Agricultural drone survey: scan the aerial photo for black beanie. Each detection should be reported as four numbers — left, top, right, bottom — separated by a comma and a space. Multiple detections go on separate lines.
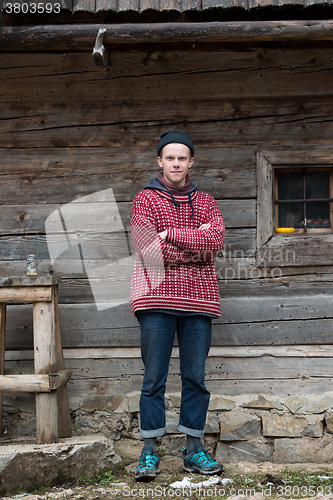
157, 131, 194, 157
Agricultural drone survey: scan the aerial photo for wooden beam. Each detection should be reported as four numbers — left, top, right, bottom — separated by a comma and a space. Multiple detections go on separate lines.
53, 287, 72, 438
0, 370, 72, 392
33, 299, 58, 444
49, 369, 73, 390
0, 304, 5, 437
0, 374, 51, 392
0, 276, 59, 287
0, 287, 52, 303
2, 21, 333, 51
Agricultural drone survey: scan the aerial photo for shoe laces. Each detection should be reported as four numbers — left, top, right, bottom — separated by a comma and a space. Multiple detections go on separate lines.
189, 448, 218, 468
137, 450, 159, 471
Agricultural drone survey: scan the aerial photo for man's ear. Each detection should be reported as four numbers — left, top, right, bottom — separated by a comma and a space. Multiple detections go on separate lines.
157, 156, 163, 168
188, 157, 194, 168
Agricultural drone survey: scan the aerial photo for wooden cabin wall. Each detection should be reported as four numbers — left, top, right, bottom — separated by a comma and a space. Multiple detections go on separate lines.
1, 46, 333, 411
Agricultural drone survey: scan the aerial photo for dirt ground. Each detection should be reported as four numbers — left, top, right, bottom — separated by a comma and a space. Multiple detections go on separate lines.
3, 456, 333, 500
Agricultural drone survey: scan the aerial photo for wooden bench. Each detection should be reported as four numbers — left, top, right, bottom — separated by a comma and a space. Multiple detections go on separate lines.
0, 276, 72, 444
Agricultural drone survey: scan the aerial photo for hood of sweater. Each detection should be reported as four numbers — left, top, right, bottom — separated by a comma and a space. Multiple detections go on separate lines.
144, 176, 198, 218
144, 176, 198, 195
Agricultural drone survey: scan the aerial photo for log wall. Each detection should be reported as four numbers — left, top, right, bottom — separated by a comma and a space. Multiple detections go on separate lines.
1, 44, 333, 413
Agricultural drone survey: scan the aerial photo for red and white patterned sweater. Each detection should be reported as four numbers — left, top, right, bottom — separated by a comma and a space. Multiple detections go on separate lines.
130, 187, 225, 317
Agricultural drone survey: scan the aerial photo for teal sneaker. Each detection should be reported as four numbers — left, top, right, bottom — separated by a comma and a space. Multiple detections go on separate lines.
182, 443, 224, 475
135, 446, 160, 482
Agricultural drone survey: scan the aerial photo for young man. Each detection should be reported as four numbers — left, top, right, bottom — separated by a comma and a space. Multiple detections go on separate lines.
131, 131, 225, 482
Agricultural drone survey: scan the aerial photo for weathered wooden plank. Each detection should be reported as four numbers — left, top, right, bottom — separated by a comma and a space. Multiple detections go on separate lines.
0, 276, 59, 287
1, 67, 333, 109
5, 257, 333, 281
6, 375, 332, 401
0, 147, 255, 202
213, 318, 333, 346
3, 97, 333, 148
258, 234, 333, 267
0, 199, 255, 235
8, 344, 333, 360
54, 274, 333, 303
218, 275, 333, 296
215, 257, 333, 280
0, 233, 132, 261
4, 301, 333, 349
3, 369, 332, 399
261, 146, 333, 165
0, 260, 54, 278
45, 375, 333, 398
0, 48, 332, 82
2, 49, 333, 107
219, 294, 333, 324
0, 287, 52, 303
6, 355, 333, 380
65, 344, 333, 358
0, 227, 255, 262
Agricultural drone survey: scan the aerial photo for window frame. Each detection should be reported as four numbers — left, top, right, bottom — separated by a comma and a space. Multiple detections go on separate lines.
256, 149, 333, 268
274, 167, 333, 234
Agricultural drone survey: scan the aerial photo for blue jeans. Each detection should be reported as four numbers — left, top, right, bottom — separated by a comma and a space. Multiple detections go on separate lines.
138, 311, 212, 438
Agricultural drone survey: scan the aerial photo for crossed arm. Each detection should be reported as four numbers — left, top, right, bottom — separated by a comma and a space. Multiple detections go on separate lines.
159, 222, 211, 240
131, 193, 225, 266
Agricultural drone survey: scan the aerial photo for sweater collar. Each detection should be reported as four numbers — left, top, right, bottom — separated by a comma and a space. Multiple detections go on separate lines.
144, 175, 198, 219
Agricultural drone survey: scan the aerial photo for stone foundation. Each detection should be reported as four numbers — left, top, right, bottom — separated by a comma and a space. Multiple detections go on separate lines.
3, 391, 333, 463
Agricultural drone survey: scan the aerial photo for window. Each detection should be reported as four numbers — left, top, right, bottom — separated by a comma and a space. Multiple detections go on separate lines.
275, 168, 333, 233
257, 149, 333, 267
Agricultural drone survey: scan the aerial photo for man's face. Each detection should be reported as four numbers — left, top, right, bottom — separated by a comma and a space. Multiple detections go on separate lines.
157, 143, 194, 187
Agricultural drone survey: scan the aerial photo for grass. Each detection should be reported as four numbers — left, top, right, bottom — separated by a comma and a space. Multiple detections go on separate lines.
71, 467, 116, 487
113, 468, 333, 499
3, 467, 333, 499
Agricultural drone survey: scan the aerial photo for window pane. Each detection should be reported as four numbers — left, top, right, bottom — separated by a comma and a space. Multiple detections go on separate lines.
306, 201, 330, 228
278, 172, 303, 200
305, 172, 330, 199
278, 202, 304, 228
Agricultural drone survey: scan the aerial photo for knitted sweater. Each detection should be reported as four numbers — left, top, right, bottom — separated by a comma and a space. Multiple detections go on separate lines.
130, 183, 225, 317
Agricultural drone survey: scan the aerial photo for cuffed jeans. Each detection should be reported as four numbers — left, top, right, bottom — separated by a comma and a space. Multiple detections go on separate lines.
138, 311, 212, 438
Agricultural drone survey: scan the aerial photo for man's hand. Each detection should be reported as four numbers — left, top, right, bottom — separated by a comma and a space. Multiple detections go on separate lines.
198, 223, 211, 230
159, 229, 168, 239
159, 223, 210, 239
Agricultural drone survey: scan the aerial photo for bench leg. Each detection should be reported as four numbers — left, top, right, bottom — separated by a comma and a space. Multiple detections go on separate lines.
54, 287, 72, 437
0, 303, 5, 437
33, 300, 58, 444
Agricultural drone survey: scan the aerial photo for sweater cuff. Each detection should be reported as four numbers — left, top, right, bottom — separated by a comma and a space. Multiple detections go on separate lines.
166, 227, 176, 245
